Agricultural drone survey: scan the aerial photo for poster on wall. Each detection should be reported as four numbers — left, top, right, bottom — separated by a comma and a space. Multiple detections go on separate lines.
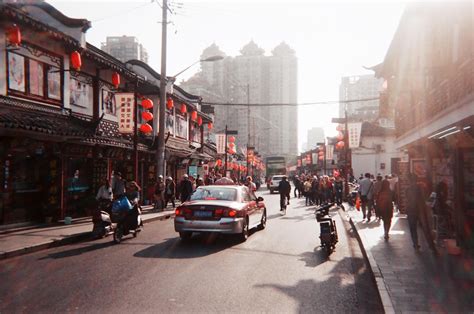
8, 53, 25, 92
29, 59, 44, 96
102, 89, 116, 116
190, 123, 200, 143
411, 159, 428, 179
114, 93, 135, 134
165, 110, 174, 135
176, 114, 188, 139
70, 75, 93, 112
47, 67, 61, 100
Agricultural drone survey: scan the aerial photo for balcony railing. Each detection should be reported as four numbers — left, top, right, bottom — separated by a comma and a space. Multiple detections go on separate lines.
396, 58, 473, 137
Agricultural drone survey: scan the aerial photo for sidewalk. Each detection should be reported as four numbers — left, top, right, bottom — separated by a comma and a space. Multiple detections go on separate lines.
0, 205, 175, 260
344, 205, 474, 313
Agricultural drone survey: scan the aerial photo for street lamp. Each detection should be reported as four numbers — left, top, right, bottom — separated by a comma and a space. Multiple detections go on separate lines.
157, 54, 223, 177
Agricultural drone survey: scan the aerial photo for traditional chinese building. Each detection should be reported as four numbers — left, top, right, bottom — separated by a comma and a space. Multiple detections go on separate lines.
0, 1, 215, 225
373, 2, 473, 249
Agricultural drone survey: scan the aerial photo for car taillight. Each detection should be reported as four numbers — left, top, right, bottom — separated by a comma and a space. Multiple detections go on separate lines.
228, 210, 237, 217
214, 208, 244, 218
176, 207, 192, 217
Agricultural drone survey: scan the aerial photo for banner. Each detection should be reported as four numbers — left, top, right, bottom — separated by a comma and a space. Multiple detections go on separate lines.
115, 93, 135, 134
216, 134, 226, 154
348, 122, 362, 148
326, 144, 334, 160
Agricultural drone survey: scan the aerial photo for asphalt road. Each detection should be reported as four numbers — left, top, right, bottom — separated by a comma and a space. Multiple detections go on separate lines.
0, 188, 383, 313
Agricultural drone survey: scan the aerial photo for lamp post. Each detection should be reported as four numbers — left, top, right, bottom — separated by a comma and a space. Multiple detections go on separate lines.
156, 2, 223, 178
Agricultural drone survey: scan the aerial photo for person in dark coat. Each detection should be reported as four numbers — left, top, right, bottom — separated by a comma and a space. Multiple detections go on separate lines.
405, 173, 424, 249
179, 174, 193, 203
164, 176, 176, 209
278, 176, 291, 211
376, 179, 394, 240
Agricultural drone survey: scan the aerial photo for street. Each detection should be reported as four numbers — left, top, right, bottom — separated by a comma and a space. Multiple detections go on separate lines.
0, 188, 382, 313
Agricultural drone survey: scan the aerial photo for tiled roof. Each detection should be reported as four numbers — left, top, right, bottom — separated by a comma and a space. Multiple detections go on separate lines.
0, 106, 96, 138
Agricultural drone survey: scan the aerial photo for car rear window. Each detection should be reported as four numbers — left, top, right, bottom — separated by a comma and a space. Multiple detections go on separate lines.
191, 187, 237, 201
272, 176, 284, 181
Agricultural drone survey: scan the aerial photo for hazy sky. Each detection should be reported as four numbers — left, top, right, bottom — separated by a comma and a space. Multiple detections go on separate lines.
49, 0, 405, 152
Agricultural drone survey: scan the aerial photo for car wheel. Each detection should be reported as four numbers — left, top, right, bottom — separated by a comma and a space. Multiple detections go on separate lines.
239, 217, 249, 242
258, 209, 267, 230
179, 232, 192, 241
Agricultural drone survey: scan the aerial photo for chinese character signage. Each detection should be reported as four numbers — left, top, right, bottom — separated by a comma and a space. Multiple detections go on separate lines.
348, 122, 362, 148
115, 93, 135, 134
216, 134, 226, 154
326, 144, 334, 160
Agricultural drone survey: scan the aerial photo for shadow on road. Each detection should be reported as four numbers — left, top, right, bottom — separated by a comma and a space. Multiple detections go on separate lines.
38, 241, 115, 259
255, 257, 384, 313
133, 233, 244, 259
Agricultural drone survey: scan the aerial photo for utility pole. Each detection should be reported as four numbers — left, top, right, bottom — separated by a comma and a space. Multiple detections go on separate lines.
344, 105, 350, 198
157, 0, 168, 177
246, 84, 250, 176
224, 125, 228, 176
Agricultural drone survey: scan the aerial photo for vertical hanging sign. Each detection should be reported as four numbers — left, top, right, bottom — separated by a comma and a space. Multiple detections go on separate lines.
115, 93, 135, 134
326, 144, 334, 160
216, 134, 226, 154
348, 122, 362, 148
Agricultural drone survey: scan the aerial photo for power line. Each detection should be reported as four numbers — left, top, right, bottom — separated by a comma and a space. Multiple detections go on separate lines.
200, 96, 380, 107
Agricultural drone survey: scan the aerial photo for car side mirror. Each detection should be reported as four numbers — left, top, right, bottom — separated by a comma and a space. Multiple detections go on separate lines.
257, 196, 264, 202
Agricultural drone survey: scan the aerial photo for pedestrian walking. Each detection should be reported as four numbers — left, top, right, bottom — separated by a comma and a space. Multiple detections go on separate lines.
376, 179, 394, 240
359, 173, 374, 221
245, 176, 257, 199
405, 173, 424, 249
304, 178, 312, 206
164, 176, 176, 209
334, 176, 343, 205
154, 175, 165, 211
293, 175, 301, 198
179, 174, 193, 203
112, 171, 126, 199
373, 175, 383, 219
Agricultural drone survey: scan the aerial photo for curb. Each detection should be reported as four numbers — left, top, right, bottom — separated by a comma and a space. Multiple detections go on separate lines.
0, 211, 175, 261
346, 214, 395, 314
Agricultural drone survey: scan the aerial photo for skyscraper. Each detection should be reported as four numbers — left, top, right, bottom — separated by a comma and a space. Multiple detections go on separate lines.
101, 36, 149, 63
306, 127, 325, 150
180, 41, 298, 159
339, 74, 383, 121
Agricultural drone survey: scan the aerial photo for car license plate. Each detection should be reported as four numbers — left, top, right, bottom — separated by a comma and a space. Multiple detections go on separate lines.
194, 210, 212, 217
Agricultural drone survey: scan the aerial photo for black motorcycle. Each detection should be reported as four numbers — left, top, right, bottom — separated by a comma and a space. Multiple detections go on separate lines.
112, 205, 143, 244
315, 203, 338, 255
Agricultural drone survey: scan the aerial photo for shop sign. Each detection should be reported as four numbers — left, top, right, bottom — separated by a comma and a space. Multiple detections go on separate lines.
115, 93, 135, 134
326, 145, 334, 160
216, 134, 226, 154
348, 122, 362, 148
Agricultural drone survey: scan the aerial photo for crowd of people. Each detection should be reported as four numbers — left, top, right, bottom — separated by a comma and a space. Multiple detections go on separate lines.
292, 174, 344, 207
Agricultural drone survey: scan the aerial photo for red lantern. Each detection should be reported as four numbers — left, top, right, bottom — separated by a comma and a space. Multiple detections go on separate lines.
337, 132, 344, 141
139, 123, 153, 134
191, 111, 198, 121
208, 122, 213, 130
336, 125, 343, 132
7, 25, 21, 46
112, 72, 120, 88
197, 116, 203, 126
228, 136, 235, 143
318, 151, 324, 156
336, 141, 345, 149
318, 155, 324, 161
180, 103, 187, 115
70, 51, 82, 71
228, 142, 235, 149
141, 98, 153, 109
166, 98, 174, 110
142, 111, 153, 121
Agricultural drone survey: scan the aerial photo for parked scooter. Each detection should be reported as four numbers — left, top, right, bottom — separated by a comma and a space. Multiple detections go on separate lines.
92, 200, 113, 238
315, 203, 338, 255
